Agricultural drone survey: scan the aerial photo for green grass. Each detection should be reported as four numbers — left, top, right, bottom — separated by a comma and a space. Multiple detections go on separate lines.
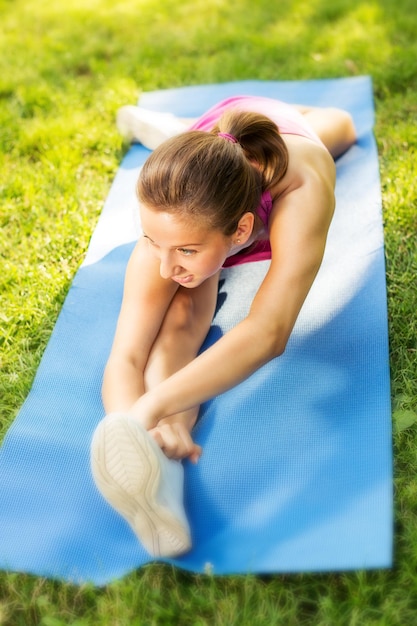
1, 0, 417, 623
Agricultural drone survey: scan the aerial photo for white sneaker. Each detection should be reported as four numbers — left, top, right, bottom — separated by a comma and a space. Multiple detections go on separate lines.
90, 413, 191, 558
116, 105, 187, 150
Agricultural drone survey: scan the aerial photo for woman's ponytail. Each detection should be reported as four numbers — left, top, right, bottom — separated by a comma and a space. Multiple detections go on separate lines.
212, 109, 289, 190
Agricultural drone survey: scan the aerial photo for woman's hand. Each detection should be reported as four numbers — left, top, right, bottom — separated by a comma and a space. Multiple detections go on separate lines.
149, 422, 202, 463
129, 391, 202, 462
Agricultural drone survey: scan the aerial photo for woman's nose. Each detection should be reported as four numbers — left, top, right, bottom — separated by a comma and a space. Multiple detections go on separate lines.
159, 252, 179, 279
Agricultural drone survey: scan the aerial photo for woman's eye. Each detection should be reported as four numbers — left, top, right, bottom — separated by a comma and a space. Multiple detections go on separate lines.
178, 248, 196, 256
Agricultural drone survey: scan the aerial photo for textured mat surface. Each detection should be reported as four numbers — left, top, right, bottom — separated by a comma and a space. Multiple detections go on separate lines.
0, 77, 392, 585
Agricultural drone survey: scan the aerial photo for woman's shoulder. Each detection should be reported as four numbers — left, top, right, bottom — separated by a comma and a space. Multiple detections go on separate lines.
270, 135, 335, 198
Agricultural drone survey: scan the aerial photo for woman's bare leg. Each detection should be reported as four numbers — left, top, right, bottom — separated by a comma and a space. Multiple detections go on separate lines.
143, 271, 220, 459
294, 104, 357, 158
90, 272, 220, 557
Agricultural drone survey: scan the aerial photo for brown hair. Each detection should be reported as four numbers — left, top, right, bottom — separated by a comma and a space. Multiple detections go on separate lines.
136, 109, 288, 236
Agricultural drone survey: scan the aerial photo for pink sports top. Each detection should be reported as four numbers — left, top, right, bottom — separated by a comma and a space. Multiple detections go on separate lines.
189, 96, 325, 267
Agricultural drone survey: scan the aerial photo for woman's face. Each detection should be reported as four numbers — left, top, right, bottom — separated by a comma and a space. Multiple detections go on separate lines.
140, 204, 235, 288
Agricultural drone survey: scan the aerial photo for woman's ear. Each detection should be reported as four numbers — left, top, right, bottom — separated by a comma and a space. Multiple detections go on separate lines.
233, 212, 255, 245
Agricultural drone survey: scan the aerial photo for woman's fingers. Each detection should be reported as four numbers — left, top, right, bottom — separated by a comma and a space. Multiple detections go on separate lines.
149, 423, 202, 462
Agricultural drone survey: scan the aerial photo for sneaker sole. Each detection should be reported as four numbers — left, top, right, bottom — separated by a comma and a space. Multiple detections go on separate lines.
90, 414, 191, 558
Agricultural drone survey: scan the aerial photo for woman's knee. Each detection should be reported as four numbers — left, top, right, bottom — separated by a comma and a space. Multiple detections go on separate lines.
330, 108, 356, 139
161, 288, 196, 336
308, 107, 356, 158
158, 275, 219, 349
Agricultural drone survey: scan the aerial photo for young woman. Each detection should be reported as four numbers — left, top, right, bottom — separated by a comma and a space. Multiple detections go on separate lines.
91, 95, 357, 558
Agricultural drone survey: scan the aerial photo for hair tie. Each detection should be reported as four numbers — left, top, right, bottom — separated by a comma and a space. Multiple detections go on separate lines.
218, 132, 238, 144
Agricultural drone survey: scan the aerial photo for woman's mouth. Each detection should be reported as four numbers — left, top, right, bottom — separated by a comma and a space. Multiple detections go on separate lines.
171, 275, 194, 285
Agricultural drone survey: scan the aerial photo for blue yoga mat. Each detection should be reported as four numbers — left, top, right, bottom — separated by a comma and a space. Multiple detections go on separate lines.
0, 77, 392, 585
